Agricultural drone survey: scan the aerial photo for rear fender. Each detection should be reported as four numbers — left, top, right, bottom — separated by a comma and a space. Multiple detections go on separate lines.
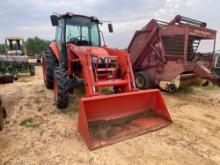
49, 42, 61, 62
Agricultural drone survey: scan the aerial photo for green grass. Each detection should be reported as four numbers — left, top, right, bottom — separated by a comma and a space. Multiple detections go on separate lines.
65, 99, 79, 116
101, 88, 114, 95
63, 87, 114, 116
202, 84, 217, 90
179, 87, 194, 94
19, 118, 41, 128
64, 87, 84, 116
17, 79, 31, 83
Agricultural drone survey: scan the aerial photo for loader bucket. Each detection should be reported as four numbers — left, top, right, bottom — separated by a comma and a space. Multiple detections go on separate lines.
78, 89, 172, 150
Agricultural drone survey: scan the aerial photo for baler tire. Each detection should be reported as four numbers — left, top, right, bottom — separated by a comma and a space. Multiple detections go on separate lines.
135, 72, 151, 89
167, 84, 178, 93
43, 49, 59, 89
54, 67, 69, 109
202, 80, 209, 87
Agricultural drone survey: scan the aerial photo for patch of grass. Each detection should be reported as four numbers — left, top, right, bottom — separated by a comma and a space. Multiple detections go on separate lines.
65, 100, 79, 116
101, 88, 114, 95
20, 118, 40, 128
62, 87, 114, 116
175, 102, 188, 108
35, 88, 45, 93
202, 84, 217, 90
17, 79, 31, 83
64, 89, 82, 116
75, 86, 85, 96
179, 87, 194, 94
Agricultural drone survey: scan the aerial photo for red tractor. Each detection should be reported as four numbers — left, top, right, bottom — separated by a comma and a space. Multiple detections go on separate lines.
42, 12, 172, 150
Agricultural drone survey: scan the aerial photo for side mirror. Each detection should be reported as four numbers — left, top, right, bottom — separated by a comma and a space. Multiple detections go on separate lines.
108, 23, 113, 33
50, 15, 58, 26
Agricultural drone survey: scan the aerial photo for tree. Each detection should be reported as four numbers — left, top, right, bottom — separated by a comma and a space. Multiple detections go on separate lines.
0, 44, 5, 54
26, 36, 50, 56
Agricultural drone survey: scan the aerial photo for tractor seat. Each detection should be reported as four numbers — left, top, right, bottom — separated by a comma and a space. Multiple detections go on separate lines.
67, 39, 91, 46
77, 40, 91, 46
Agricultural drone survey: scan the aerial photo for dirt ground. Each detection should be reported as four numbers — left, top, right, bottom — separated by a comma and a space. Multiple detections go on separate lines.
0, 66, 220, 165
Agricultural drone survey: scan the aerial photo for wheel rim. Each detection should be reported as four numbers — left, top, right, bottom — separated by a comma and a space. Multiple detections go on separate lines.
135, 75, 145, 88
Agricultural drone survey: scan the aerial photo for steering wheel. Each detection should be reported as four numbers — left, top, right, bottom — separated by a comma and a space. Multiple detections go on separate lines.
75, 35, 87, 40
68, 35, 87, 41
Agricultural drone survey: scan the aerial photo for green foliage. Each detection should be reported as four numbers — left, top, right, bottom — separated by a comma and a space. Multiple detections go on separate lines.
26, 36, 50, 56
0, 44, 5, 54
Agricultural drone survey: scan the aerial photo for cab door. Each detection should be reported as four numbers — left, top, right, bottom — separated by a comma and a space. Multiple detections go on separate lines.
55, 19, 66, 68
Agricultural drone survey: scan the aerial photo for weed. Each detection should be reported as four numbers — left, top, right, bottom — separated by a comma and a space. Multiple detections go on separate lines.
20, 118, 40, 128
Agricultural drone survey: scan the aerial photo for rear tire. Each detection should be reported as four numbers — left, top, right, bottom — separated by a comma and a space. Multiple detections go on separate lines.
42, 49, 59, 89
135, 71, 151, 89
54, 67, 69, 109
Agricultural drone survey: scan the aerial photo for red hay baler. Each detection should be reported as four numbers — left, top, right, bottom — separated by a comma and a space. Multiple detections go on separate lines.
128, 15, 220, 92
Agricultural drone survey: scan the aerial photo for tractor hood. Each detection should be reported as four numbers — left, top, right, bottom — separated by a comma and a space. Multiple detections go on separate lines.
69, 44, 110, 57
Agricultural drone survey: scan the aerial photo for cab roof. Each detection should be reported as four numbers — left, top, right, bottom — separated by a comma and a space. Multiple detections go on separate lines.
50, 12, 100, 26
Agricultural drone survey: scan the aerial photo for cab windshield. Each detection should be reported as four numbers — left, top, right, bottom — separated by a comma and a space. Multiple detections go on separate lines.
66, 16, 100, 46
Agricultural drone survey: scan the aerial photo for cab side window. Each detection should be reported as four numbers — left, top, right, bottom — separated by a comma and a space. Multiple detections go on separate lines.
55, 19, 67, 67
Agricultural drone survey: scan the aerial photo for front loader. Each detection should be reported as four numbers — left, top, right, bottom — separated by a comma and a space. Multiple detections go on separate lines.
42, 12, 172, 150
128, 15, 219, 92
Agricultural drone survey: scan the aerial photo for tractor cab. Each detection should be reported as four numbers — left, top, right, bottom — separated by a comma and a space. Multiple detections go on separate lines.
50, 13, 113, 67
64, 15, 101, 46
5, 37, 27, 56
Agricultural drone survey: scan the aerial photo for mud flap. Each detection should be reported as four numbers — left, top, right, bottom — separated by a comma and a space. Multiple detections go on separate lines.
78, 89, 172, 150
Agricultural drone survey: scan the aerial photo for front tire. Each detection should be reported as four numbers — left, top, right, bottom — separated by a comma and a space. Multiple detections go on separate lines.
54, 67, 69, 109
42, 49, 59, 89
